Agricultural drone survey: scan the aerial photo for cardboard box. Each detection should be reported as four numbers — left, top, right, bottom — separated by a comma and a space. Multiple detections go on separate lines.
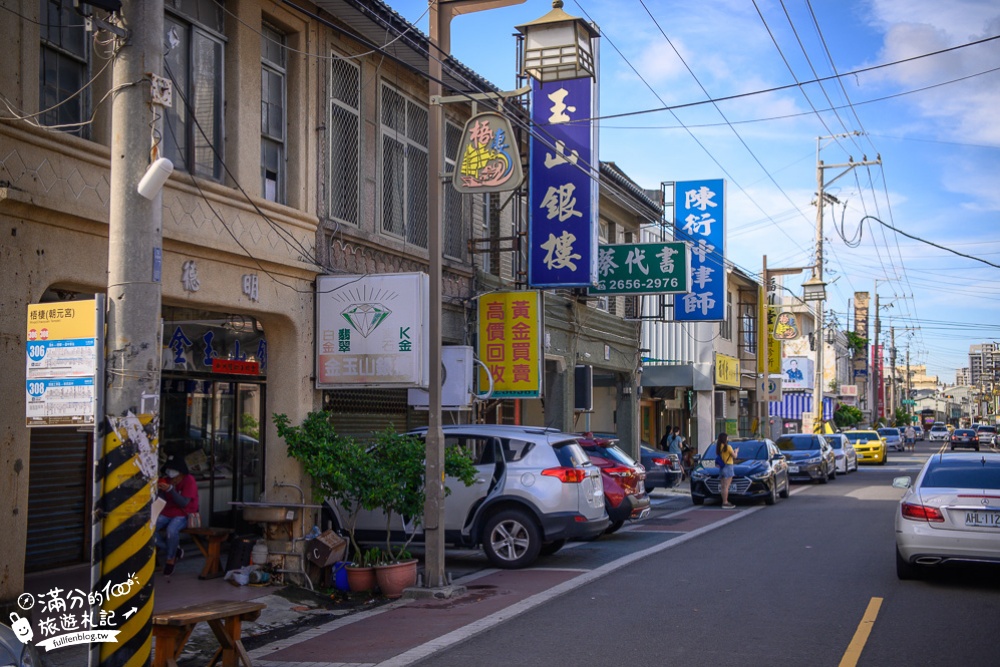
307, 530, 347, 567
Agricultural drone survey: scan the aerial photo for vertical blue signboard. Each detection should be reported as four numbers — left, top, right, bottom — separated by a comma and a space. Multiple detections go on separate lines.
673, 179, 726, 321
528, 77, 598, 288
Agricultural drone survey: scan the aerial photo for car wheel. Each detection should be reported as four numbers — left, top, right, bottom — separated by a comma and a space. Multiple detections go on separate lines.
482, 509, 542, 569
692, 494, 705, 506
829, 465, 837, 481
779, 474, 790, 498
819, 465, 829, 484
539, 539, 566, 557
880, 453, 887, 466
605, 520, 625, 534
896, 546, 921, 580
764, 480, 777, 505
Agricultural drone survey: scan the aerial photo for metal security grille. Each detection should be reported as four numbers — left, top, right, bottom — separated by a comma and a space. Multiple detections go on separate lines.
26, 428, 90, 571
381, 83, 428, 247
322, 388, 427, 439
444, 122, 467, 260
330, 57, 360, 225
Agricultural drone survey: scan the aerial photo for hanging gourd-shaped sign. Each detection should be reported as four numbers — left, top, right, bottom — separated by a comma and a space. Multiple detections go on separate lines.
453, 112, 523, 194
773, 310, 800, 340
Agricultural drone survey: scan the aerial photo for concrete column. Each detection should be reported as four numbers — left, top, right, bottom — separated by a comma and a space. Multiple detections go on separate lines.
224, 0, 261, 193
695, 390, 715, 455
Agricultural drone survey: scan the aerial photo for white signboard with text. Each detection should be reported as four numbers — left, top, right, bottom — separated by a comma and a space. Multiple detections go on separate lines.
316, 273, 429, 388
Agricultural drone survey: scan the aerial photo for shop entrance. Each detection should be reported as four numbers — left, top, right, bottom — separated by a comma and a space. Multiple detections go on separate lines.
161, 379, 264, 527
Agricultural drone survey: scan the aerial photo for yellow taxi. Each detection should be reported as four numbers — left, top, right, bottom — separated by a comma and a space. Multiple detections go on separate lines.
842, 430, 887, 465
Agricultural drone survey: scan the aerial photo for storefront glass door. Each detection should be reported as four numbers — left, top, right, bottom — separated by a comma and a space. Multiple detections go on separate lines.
161, 378, 264, 527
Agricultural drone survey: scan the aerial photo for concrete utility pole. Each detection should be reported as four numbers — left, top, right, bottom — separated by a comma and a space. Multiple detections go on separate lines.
890, 326, 897, 419
813, 136, 880, 429
872, 289, 881, 423
98, 1, 164, 665
425, 0, 524, 595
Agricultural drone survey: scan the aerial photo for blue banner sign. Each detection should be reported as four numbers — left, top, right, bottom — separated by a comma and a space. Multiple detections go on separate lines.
673, 179, 726, 321
528, 77, 598, 288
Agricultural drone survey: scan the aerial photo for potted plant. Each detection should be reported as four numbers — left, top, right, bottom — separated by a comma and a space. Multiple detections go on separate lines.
275, 411, 379, 592
366, 427, 477, 598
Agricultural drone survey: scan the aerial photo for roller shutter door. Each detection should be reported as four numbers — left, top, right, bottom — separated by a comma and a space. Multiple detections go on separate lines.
321, 388, 427, 440
26, 428, 91, 571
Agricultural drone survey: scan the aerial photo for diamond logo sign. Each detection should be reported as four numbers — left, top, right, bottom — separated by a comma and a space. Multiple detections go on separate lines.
341, 303, 391, 338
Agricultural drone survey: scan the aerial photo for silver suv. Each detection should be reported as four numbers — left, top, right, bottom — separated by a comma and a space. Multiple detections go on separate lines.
323, 424, 608, 569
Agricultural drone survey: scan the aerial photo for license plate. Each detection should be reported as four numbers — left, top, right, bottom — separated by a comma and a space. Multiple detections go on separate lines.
965, 511, 1000, 527
788, 465, 799, 473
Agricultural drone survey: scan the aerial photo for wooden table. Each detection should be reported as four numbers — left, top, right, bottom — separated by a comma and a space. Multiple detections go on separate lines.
152, 600, 266, 667
182, 527, 233, 579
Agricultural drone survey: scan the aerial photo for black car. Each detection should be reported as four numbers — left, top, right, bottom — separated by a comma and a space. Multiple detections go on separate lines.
689, 439, 790, 506
774, 433, 837, 483
950, 428, 980, 451
639, 444, 683, 491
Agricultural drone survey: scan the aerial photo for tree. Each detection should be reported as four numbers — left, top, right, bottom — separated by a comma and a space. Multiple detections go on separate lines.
834, 404, 863, 428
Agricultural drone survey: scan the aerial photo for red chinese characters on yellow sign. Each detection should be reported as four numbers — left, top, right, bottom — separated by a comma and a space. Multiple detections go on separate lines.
477, 291, 542, 398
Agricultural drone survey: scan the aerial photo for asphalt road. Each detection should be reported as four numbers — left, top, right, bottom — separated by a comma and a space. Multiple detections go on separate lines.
417, 442, 1000, 667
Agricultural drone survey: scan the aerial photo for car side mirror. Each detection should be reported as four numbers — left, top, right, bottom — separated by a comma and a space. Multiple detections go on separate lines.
892, 476, 912, 489
693, 455, 701, 463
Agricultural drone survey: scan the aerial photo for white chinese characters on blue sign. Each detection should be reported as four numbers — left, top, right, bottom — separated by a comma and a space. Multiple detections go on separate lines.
673, 179, 726, 321
528, 78, 598, 288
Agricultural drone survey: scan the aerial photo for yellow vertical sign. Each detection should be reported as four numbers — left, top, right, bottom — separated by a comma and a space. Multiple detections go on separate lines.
478, 291, 542, 398
767, 306, 782, 375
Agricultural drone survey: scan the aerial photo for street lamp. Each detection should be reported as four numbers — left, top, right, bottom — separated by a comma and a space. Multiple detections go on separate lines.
516, 0, 598, 82
801, 275, 827, 302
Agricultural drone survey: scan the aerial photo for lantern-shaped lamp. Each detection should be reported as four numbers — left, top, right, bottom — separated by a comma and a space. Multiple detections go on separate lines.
515, 0, 599, 82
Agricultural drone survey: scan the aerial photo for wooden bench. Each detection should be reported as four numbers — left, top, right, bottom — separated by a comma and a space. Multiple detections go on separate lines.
182, 527, 234, 579
152, 599, 266, 667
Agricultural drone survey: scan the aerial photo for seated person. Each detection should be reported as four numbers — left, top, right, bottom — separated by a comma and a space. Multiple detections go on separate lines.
156, 456, 199, 575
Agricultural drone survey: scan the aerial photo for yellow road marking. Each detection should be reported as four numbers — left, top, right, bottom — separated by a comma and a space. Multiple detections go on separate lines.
839, 597, 883, 667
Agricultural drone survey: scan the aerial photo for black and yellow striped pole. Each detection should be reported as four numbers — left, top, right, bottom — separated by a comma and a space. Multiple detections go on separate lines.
98, 0, 164, 664
95, 415, 159, 667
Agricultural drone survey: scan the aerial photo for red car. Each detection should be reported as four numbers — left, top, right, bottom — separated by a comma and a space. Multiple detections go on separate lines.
575, 434, 651, 533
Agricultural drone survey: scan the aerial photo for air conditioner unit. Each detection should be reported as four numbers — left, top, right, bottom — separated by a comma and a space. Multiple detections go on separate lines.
408, 346, 474, 410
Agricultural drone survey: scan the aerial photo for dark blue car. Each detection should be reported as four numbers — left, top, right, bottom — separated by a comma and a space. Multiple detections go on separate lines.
774, 433, 837, 483
689, 439, 790, 506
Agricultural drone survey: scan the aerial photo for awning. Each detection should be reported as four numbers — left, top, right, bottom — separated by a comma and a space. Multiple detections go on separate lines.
770, 393, 833, 420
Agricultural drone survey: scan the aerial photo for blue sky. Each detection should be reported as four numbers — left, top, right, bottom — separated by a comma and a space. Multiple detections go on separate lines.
385, 0, 1000, 383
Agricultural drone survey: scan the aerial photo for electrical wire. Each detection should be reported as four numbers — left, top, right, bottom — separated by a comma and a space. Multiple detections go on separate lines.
859, 216, 1000, 270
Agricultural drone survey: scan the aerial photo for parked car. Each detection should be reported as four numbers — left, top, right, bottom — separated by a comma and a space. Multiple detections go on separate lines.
975, 424, 997, 447
878, 427, 905, 452
914, 425, 925, 441
927, 423, 950, 442
774, 433, 837, 483
576, 435, 651, 533
893, 452, 1000, 579
0, 621, 39, 667
639, 444, 683, 491
843, 430, 888, 465
689, 439, 790, 506
827, 433, 859, 474
323, 425, 608, 569
949, 428, 980, 451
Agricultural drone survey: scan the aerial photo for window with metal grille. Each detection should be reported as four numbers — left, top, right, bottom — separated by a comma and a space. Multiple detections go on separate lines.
39, 0, 89, 138
381, 83, 428, 247
329, 56, 360, 226
739, 297, 757, 356
163, 1, 225, 180
444, 122, 467, 260
261, 24, 286, 203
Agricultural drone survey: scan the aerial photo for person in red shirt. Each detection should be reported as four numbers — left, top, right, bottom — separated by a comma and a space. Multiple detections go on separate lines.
155, 456, 199, 575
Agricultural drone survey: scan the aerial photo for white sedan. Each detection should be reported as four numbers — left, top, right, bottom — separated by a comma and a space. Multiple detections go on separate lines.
827, 433, 859, 474
893, 452, 1000, 579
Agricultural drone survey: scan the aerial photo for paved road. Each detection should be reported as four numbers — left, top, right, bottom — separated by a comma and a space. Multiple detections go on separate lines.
416, 444, 1000, 667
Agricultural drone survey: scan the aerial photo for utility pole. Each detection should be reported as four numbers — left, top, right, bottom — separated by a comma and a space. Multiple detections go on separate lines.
98, 1, 164, 666
872, 289, 880, 424
890, 326, 897, 421
813, 136, 879, 430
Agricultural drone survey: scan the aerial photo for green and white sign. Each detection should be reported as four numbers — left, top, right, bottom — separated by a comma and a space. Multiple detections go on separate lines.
591, 242, 691, 295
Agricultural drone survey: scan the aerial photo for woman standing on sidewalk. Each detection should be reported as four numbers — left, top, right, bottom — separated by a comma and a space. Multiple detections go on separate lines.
717, 433, 737, 509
